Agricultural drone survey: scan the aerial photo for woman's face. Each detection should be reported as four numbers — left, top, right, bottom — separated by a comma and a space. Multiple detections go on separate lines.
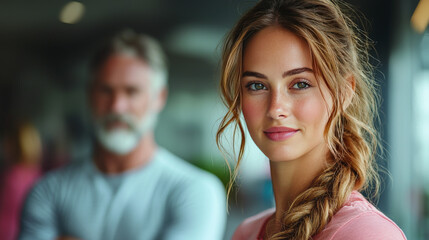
241, 26, 333, 162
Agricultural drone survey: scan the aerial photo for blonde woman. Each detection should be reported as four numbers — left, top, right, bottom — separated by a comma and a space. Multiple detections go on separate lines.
217, 0, 407, 239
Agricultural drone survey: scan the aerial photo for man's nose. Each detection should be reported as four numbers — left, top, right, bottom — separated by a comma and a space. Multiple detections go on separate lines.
266, 90, 290, 120
110, 93, 128, 114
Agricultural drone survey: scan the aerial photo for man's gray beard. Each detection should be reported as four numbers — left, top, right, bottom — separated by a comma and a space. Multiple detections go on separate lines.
93, 113, 157, 155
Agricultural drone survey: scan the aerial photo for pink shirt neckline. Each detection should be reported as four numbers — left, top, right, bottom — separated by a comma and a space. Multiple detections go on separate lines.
255, 192, 361, 238
253, 191, 406, 239
257, 212, 271, 239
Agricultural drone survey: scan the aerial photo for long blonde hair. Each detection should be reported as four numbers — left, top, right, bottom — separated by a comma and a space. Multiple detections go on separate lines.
216, 0, 381, 238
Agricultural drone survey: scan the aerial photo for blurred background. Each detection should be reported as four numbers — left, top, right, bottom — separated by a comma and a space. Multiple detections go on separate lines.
0, 0, 428, 239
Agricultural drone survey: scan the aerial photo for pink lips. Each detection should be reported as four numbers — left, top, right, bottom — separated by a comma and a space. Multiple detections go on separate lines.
264, 127, 299, 141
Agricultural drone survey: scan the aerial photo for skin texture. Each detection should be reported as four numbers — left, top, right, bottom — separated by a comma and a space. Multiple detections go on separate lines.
242, 26, 333, 163
241, 26, 333, 227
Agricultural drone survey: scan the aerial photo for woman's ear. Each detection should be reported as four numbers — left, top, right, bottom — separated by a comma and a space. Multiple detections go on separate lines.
343, 74, 356, 110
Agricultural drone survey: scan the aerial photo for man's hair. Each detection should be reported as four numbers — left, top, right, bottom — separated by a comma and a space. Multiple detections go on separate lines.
90, 29, 168, 92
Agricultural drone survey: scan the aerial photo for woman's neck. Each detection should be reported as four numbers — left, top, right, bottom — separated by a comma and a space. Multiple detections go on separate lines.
269, 144, 330, 224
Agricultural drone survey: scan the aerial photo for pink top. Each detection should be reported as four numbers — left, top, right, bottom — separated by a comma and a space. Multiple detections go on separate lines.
232, 191, 407, 240
0, 164, 41, 240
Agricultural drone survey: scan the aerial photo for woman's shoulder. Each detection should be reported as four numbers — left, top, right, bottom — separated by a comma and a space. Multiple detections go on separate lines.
314, 191, 407, 240
232, 208, 275, 240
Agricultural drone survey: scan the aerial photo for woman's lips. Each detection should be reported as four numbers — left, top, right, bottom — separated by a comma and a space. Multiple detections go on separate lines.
264, 127, 299, 141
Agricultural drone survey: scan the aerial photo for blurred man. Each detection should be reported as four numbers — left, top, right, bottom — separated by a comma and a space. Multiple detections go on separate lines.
19, 30, 226, 240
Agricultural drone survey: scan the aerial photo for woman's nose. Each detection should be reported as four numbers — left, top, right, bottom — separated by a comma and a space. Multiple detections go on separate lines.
266, 90, 290, 120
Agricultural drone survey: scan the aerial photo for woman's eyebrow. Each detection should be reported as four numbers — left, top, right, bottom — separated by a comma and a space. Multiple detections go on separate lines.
242, 67, 313, 79
282, 67, 313, 77
242, 71, 267, 79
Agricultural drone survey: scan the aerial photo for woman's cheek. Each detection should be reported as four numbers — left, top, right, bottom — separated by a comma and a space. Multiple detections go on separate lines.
294, 97, 329, 127
242, 97, 263, 128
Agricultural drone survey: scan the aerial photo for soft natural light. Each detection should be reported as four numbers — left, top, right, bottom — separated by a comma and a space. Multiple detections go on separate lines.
413, 71, 429, 185
59, 1, 85, 24
411, 0, 429, 33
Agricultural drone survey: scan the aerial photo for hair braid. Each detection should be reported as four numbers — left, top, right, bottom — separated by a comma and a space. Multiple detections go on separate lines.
267, 107, 378, 239
269, 159, 357, 239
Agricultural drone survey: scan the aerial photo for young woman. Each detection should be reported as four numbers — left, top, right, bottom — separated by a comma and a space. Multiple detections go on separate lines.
216, 0, 407, 239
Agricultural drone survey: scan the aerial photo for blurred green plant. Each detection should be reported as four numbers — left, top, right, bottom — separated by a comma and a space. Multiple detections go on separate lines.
189, 156, 231, 188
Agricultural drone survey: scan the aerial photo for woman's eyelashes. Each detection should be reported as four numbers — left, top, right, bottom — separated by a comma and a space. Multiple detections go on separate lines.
245, 81, 267, 91
243, 78, 313, 92
291, 79, 312, 90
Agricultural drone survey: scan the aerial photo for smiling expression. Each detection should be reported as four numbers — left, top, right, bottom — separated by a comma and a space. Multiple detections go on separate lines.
241, 26, 333, 162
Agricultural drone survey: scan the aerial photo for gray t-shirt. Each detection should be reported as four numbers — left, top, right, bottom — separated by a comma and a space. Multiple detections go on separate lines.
19, 148, 227, 240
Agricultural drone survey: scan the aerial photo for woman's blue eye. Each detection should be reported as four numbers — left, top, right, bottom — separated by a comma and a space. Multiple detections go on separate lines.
247, 82, 266, 91
292, 81, 310, 89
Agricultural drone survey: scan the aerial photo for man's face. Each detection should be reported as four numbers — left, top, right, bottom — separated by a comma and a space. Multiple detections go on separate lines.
90, 54, 164, 154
